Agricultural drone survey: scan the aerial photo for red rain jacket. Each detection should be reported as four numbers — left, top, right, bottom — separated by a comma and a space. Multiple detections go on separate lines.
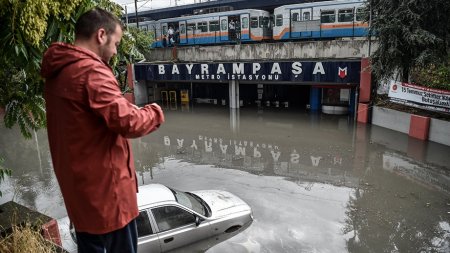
41, 42, 164, 234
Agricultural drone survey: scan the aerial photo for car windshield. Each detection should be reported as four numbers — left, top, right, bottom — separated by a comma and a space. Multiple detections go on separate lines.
169, 188, 208, 216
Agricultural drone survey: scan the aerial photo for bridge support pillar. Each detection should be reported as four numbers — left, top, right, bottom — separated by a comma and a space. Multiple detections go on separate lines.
310, 87, 321, 111
229, 80, 240, 109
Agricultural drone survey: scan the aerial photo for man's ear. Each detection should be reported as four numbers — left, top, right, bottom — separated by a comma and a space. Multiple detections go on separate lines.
96, 28, 107, 45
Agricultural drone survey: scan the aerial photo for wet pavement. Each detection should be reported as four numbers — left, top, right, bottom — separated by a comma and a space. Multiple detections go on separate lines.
1, 105, 449, 252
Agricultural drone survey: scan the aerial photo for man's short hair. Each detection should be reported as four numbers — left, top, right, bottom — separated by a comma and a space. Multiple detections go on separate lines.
75, 7, 123, 40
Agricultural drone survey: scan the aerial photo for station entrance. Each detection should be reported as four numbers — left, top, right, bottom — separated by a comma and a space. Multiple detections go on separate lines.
142, 80, 354, 116
134, 60, 361, 116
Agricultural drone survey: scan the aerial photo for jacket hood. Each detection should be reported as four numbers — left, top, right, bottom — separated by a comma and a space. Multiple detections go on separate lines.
41, 42, 102, 79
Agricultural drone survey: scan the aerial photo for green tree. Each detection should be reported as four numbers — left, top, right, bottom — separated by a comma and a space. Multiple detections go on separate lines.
114, 26, 154, 93
0, 0, 84, 139
0, 0, 153, 196
369, 0, 450, 85
0, 0, 153, 139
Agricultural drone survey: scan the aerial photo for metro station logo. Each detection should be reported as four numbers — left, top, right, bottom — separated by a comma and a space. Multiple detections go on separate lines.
338, 67, 347, 79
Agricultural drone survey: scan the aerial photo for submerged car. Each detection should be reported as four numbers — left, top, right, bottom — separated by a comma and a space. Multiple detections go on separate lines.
58, 184, 253, 252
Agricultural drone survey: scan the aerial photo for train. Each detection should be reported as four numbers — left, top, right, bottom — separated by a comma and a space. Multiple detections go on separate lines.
131, 0, 369, 48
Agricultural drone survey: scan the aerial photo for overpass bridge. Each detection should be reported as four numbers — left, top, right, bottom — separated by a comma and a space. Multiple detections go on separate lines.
131, 39, 375, 117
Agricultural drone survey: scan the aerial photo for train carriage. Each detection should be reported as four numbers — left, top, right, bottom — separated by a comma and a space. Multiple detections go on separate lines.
137, 9, 272, 48
273, 0, 369, 41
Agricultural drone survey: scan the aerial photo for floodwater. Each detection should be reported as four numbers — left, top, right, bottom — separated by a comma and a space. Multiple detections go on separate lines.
1, 105, 449, 252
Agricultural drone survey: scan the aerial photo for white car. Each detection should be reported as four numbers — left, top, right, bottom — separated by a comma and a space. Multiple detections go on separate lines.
58, 184, 253, 252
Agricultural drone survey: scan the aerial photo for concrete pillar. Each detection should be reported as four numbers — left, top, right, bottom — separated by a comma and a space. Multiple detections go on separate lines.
230, 108, 240, 133
310, 87, 321, 111
353, 123, 369, 172
407, 137, 427, 162
125, 64, 136, 104
127, 64, 135, 90
357, 103, 370, 123
229, 80, 240, 109
409, 115, 430, 140
357, 58, 372, 123
359, 58, 372, 103
349, 88, 356, 116
133, 80, 149, 105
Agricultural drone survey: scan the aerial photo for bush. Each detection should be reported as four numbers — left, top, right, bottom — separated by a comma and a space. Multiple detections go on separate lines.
0, 221, 57, 253
411, 60, 450, 91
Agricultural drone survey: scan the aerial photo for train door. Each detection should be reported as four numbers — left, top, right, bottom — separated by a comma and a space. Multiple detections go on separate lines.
149, 23, 159, 47
178, 21, 187, 44
240, 13, 250, 40
290, 9, 301, 38
219, 16, 229, 41
273, 11, 286, 40
160, 23, 168, 47
301, 8, 316, 37
187, 22, 196, 45
262, 15, 272, 39
290, 8, 317, 38
228, 15, 239, 41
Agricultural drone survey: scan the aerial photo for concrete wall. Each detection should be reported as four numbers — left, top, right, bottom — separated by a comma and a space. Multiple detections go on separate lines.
429, 118, 450, 146
147, 39, 376, 62
370, 124, 410, 152
372, 106, 450, 146
372, 106, 410, 134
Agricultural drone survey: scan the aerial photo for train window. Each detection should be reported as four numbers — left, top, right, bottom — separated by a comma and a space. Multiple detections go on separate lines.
355, 8, 366, 21
139, 25, 148, 31
162, 25, 168, 35
320, 10, 335, 23
292, 13, 299, 22
209, 21, 220, 32
303, 12, 311, 21
221, 19, 228, 30
275, 14, 283, 26
259, 16, 264, 28
250, 17, 258, 28
338, 9, 354, 22
241, 17, 249, 29
197, 22, 207, 32
187, 23, 196, 31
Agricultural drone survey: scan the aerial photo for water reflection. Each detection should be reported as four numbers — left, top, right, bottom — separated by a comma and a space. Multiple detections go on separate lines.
132, 106, 450, 252
1, 105, 449, 252
0, 126, 65, 218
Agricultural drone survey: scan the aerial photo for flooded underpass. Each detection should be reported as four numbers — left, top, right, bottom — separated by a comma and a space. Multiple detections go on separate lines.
1, 106, 449, 252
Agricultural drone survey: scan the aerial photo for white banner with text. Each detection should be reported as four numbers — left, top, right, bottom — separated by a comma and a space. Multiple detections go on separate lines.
388, 81, 450, 113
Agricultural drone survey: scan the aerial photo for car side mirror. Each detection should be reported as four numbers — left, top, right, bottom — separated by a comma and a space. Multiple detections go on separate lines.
195, 216, 202, 226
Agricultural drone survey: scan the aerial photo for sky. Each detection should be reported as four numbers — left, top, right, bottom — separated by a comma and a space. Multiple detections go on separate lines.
112, 0, 215, 13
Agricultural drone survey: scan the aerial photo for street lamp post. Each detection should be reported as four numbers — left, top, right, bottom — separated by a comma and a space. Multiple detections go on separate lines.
124, 5, 129, 25
135, 0, 139, 28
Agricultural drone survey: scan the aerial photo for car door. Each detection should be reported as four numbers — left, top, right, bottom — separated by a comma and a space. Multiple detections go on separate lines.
137, 210, 161, 253
151, 205, 211, 252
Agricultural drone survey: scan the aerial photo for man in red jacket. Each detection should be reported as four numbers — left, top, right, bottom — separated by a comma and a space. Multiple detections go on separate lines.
41, 7, 164, 253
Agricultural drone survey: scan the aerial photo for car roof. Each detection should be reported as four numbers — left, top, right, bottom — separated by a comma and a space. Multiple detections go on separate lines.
137, 184, 176, 207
